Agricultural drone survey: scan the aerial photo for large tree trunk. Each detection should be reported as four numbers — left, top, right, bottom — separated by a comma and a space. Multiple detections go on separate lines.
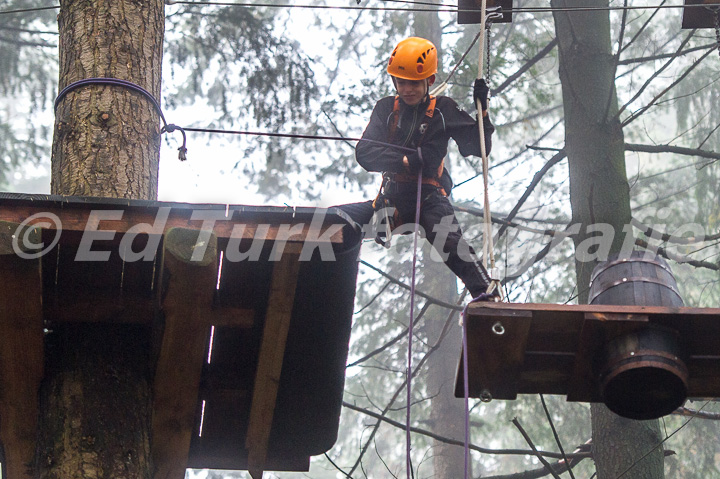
51, 0, 163, 199
41, 1, 164, 477
551, 1, 664, 478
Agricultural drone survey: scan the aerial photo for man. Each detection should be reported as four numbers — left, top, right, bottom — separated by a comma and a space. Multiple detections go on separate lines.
339, 36, 498, 301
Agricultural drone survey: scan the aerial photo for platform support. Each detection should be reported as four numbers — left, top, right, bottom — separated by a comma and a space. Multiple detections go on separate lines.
0, 222, 44, 479
246, 244, 302, 479
152, 228, 219, 479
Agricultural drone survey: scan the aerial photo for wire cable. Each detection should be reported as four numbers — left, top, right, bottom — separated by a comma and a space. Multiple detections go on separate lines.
0, 5, 59, 15
3, 2, 718, 16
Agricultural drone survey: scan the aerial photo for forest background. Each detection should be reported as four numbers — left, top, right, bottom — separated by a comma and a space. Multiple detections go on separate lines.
2, 0, 720, 478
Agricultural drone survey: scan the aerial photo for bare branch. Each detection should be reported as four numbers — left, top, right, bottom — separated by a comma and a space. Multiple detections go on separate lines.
635, 238, 720, 270
632, 218, 720, 244
626, 142, 720, 161
347, 301, 432, 368
674, 406, 720, 420
343, 402, 590, 461
621, 45, 716, 127
540, 395, 577, 479
618, 42, 717, 65
346, 298, 463, 475
497, 150, 567, 238
359, 260, 464, 311
616, 30, 696, 120
492, 38, 559, 96
511, 417, 563, 479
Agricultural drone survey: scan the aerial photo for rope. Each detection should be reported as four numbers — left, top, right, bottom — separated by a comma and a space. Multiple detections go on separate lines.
464, 1, 504, 475
461, 300, 472, 479
406, 158, 424, 479
474, 1, 501, 299
713, 7, 720, 59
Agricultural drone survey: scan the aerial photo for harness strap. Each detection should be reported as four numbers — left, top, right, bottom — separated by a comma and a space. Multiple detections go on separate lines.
388, 95, 447, 194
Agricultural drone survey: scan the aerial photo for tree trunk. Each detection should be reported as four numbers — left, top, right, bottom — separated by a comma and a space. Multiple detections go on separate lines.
421, 246, 467, 479
41, 1, 164, 477
36, 326, 153, 479
51, 0, 163, 199
551, 1, 664, 478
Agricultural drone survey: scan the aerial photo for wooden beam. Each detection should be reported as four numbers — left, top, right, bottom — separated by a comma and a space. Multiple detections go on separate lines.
152, 228, 219, 479
0, 204, 345, 244
245, 244, 302, 479
44, 293, 157, 324
0, 221, 44, 479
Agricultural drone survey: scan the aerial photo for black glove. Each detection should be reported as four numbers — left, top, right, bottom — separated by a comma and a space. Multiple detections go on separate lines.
473, 78, 489, 112
405, 149, 423, 173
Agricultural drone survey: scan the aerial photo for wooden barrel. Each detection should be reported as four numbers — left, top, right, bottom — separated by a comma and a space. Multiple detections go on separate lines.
589, 252, 683, 307
589, 251, 688, 419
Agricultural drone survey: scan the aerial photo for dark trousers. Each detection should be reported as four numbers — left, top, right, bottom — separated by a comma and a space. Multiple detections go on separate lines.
336, 189, 491, 298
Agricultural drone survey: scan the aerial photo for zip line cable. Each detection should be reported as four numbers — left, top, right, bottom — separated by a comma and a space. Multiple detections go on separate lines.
164, 1, 720, 15
0, 5, 58, 15
3, 2, 719, 16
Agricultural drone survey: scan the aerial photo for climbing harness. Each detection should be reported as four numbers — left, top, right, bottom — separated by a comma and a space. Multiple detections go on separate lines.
371, 95, 447, 248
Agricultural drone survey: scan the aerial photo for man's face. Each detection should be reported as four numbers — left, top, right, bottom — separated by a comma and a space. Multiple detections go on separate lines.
394, 77, 429, 106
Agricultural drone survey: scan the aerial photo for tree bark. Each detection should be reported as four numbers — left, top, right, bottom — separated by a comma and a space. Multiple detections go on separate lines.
36, 326, 153, 479
41, 1, 164, 477
551, 1, 664, 478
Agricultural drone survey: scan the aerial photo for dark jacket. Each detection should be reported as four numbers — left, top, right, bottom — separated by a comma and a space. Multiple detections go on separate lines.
355, 94, 494, 192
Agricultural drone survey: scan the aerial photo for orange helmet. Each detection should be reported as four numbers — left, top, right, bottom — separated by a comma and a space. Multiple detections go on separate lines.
387, 37, 438, 81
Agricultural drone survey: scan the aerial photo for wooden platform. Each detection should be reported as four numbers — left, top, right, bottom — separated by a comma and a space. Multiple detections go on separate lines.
458, 0, 513, 24
681, 0, 720, 29
456, 302, 720, 403
0, 194, 362, 479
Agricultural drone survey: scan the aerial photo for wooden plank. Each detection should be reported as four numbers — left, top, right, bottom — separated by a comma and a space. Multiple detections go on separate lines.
456, 306, 533, 400
0, 221, 44, 479
152, 228, 219, 479
465, 301, 720, 317
519, 352, 576, 395
682, 0, 720, 29
459, 302, 720, 403
210, 306, 255, 328
245, 244, 302, 479
0, 204, 344, 244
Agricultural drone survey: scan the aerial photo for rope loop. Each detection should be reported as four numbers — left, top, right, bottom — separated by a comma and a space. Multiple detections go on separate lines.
161, 124, 188, 161
54, 77, 188, 161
